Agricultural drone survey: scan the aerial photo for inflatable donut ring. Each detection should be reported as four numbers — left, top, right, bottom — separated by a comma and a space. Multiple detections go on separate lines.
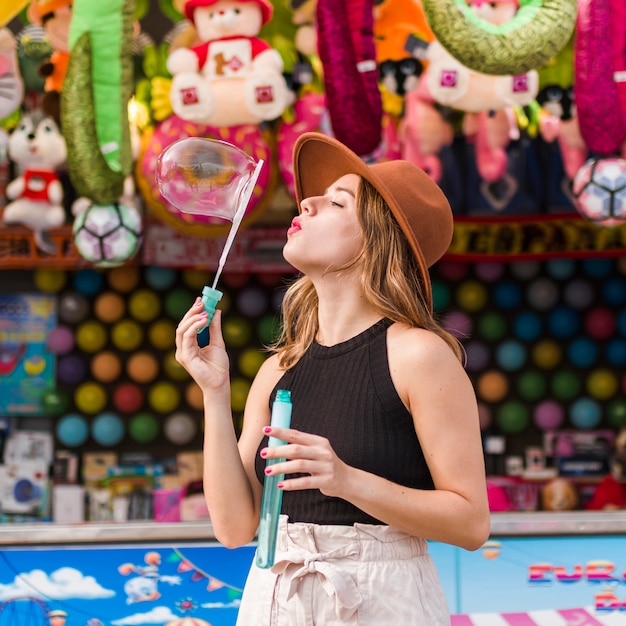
136, 114, 276, 238
421, 0, 577, 76
575, 0, 626, 155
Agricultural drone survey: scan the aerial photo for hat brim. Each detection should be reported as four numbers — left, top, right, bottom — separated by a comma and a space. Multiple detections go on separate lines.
293, 132, 434, 309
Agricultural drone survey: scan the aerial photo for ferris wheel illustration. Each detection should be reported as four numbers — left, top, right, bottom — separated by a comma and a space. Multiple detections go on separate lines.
0, 597, 50, 626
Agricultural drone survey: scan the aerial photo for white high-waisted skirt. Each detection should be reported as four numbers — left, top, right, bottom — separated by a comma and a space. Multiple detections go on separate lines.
236, 516, 450, 625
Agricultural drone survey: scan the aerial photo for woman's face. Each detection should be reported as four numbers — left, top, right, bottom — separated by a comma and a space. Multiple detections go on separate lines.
283, 173, 363, 274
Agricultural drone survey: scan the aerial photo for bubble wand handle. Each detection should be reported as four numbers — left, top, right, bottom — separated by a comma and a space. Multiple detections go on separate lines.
196, 159, 264, 334
256, 389, 292, 569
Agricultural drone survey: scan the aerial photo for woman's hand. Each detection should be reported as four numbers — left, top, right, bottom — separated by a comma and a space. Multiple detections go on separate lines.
175, 298, 230, 391
260, 427, 350, 499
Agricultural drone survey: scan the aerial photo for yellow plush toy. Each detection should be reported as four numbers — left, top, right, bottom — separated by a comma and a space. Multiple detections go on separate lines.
166, 0, 292, 127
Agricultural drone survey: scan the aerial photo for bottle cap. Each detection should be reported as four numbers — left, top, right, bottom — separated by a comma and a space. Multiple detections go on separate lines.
197, 286, 223, 333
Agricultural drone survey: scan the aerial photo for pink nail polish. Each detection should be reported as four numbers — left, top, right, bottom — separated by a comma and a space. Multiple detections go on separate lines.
263, 426, 272, 434
260, 449, 267, 458
277, 482, 284, 489
264, 467, 272, 475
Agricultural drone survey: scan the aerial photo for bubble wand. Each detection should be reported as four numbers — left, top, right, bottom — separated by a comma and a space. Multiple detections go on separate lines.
156, 137, 264, 331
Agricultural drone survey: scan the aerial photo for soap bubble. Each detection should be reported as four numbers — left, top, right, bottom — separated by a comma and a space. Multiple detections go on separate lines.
156, 137, 261, 221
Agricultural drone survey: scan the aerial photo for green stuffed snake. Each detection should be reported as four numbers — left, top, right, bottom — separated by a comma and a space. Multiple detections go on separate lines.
421, 0, 577, 76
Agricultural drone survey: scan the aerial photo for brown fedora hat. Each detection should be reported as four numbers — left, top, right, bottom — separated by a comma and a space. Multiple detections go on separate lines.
293, 132, 454, 311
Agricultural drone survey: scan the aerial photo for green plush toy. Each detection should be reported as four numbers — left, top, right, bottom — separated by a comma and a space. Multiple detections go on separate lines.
61, 0, 135, 205
421, 0, 577, 76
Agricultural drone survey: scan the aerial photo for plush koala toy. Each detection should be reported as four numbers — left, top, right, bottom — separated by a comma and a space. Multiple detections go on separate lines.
167, 0, 292, 127
2, 111, 68, 254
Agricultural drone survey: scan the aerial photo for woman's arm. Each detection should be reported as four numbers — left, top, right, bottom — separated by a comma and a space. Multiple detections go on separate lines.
262, 325, 490, 550
175, 301, 283, 547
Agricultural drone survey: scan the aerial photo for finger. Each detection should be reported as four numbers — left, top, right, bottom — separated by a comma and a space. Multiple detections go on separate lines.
207, 309, 225, 350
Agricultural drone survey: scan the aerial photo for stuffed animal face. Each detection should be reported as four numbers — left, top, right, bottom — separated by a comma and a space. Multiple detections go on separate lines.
469, 0, 519, 25
8, 113, 67, 171
540, 478, 579, 511
193, 0, 264, 41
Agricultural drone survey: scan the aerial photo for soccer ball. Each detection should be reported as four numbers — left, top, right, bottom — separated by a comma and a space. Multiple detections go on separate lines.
572, 157, 626, 227
73, 202, 143, 268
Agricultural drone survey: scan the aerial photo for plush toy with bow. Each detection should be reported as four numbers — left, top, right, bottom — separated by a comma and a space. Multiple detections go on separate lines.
166, 0, 292, 127
2, 111, 68, 253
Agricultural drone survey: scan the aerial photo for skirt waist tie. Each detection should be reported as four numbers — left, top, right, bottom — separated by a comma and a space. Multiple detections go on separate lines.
271, 543, 363, 621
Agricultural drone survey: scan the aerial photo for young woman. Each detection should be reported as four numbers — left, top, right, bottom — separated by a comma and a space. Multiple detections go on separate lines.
175, 132, 490, 624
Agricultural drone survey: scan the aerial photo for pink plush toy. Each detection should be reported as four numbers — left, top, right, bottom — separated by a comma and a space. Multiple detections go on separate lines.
166, 0, 291, 127
0, 28, 23, 120
2, 112, 67, 254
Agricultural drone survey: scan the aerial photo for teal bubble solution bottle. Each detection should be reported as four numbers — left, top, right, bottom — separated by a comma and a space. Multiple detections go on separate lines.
255, 389, 292, 569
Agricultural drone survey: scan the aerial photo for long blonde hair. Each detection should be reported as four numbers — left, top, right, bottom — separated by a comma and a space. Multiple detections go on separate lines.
272, 177, 463, 369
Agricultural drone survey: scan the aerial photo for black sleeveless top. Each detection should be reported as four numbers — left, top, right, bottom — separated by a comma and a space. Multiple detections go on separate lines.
254, 319, 434, 525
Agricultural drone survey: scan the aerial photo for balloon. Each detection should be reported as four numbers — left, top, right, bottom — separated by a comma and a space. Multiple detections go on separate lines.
222, 316, 253, 348
57, 354, 87, 385
58, 293, 89, 324
128, 289, 162, 322
492, 280, 522, 310
516, 371, 547, 401
602, 276, 626, 307
148, 381, 181, 413
185, 382, 204, 410
456, 280, 488, 312
129, 412, 160, 443
585, 308, 616, 340
551, 371, 581, 401
442, 311, 472, 339
512, 311, 543, 342
436, 261, 469, 281
182, 269, 208, 290
127, 352, 159, 383
476, 371, 508, 402
113, 382, 144, 414
581, 258, 613, 278
567, 337, 598, 369
238, 348, 266, 378
231, 377, 251, 412
496, 402, 529, 434
563, 279, 595, 310
41, 388, 71, 415
56, 413, 90, 447
163, 351, 190, 381
533, 401, 564, 431
509, 261, 540, 280
569, 397, 601, 430
90, 351, 122, 383
526, 278, 559, 310
94, 292, 126, 324
46, 326, 75, 355
164, 288, 194, 319
148, 320, 176, 350
607, 399, 626, 429
474, 262, 504, 282
111, 319, 143, 351
495, 340, 526, 371
107, 266, 140, 292
546, 258, 575, 280
464, 340, 491, 372
547, 307, 580, 339
431, 280, 450, 310
257, 314, 281, 345
586, 369, 618, 400
73, 269, 104, 296
606, 338, 626, 367
75, 321, 107, 353
163, 412, 197, 445
91, 412, 126, 446
237, 286, 268, 318
34, 269, 67, 293
477, 312, 507, 341
145, 266, 177, 290
75, 382, 107, 414
532, 340, 561, 369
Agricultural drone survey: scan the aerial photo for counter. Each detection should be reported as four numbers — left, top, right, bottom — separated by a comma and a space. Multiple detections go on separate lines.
1, 514, 625, 625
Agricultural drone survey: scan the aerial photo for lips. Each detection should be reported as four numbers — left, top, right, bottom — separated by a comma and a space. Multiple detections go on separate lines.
287, 218, 301, 236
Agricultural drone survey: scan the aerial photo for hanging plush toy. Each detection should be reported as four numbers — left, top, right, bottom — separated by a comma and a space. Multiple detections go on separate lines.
2, 111, 68, 253
166, 0, 292, 127
27, 0, 74, 119
0, 28, 24, 121
316, 0, 383, 155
